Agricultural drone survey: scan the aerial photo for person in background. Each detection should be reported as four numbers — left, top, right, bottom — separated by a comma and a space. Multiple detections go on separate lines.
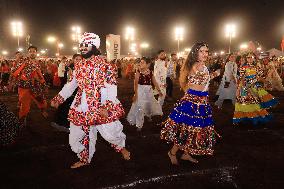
10, 46, 48, 125
58, 56, 67, 89
161, 42, 220, 165
233, 52, 278, 125
0, 60, 10, 92
154, 50, 168, 108
166, 53, 177, 101
127, 57, 163, 131
215, 53, 238, 108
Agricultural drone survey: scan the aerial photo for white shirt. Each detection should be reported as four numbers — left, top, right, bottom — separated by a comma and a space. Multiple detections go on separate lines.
224, 61, 237, 82
167, 60, 176, 78
58, 62, 66, 77
154, 59, 167, 89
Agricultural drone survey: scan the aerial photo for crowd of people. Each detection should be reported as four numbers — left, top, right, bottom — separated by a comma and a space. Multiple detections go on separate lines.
2, 51, 283, 95
0, 32, 283, 168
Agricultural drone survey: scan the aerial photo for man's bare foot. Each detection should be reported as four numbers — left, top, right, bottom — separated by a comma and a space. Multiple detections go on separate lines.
180, 153, 198, 163
121, 148, 131, 160
70, 161, 88, 169
168, 150, 178, 165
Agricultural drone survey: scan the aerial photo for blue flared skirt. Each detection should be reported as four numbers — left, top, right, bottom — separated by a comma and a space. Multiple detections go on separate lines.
169, 89, 214, 128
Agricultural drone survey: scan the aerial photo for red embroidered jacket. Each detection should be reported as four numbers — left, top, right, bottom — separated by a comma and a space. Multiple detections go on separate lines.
52, 56, 124, 126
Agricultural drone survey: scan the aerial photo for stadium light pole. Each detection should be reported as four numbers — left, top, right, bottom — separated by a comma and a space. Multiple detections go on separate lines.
225, 24, 236, 54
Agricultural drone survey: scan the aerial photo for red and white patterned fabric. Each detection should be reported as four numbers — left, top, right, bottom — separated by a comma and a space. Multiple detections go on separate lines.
51, 55, 125, 163
51, 56, 124, 126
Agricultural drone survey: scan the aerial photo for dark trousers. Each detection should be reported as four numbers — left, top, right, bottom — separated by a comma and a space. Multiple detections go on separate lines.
54, 89, 77, 127
1, 73, 10, 86
43, 73, 52, 87
166, 77, 173, 97
118, 68, 122, 78
59, 77, 67, 89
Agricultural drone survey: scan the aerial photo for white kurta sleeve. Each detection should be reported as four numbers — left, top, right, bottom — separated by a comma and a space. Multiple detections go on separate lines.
58, 71, 78, 100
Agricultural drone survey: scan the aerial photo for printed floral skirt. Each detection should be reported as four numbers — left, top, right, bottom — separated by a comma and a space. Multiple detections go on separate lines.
233, 86, 278, 125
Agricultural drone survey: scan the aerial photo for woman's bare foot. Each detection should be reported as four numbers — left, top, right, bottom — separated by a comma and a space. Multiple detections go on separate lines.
168, 150, 178, 165
70, 161, 89, 169
180, 153, 198, 163
121, 148, 131, 160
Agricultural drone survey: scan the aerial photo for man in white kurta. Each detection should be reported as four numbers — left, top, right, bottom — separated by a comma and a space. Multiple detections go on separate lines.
166, 53, 177, 101
154, 50, 167, 108
215, 54, 238, 108
51, 33, 130, 169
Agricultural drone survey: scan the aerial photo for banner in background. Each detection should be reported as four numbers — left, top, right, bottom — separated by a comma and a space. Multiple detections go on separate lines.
106, 34, 120, 61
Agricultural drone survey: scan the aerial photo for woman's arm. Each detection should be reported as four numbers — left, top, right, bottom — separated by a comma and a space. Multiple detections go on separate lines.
152, 73, 163, 96
132, 71, 140, 102
179, 63, 191, 92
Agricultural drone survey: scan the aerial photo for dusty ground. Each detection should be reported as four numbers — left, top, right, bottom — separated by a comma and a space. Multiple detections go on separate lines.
1, 78, 284, 189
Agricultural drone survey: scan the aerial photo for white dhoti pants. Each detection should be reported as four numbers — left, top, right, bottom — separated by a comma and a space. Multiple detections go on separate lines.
69, 120, 126, 163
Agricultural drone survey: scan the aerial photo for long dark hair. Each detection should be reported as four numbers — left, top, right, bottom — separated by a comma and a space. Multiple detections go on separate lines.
184, 42, 208, 72
179, 42, 209, 91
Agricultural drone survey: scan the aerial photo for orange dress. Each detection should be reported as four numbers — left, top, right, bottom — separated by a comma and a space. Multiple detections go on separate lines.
11, 58, 47, 119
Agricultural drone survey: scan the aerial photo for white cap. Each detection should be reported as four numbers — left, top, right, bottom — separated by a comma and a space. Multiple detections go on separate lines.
79, 32, 100, 49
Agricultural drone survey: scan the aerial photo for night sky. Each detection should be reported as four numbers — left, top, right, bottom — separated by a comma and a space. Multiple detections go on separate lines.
0, 0, 284, 55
